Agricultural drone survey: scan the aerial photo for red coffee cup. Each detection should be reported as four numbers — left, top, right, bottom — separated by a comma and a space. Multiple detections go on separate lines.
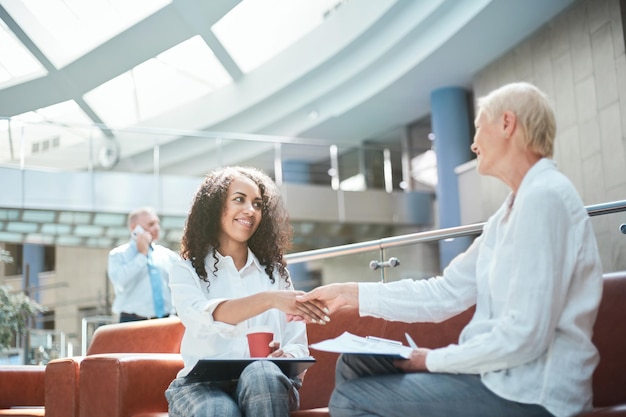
247, 326, 273, 358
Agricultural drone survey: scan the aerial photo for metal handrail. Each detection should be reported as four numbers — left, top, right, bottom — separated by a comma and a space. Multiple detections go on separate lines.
285, 199, 626, 265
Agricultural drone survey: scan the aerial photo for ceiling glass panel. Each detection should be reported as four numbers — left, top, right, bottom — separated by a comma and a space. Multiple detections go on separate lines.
84, 36, 231, 127
40, 223, 72, 234
85, 237, 113, 247
0, 20, 46, 88
21, 210, 56, 222
58, 211, 92, 224
55, 235, 82, 246
7, 221, 39, 233
73, 225, 104, 237
105, 227, 131, 239
212, 0, 345, 73
2, 0, 172, 68
0, 209, 21, 221
93, 213, 126, 227
82, 72, 137, 127
160, 215, 186, 229
0, 232, 23, 241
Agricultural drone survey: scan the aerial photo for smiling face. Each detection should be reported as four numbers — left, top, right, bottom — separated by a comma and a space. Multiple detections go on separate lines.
218, 175, 263, 250
471, 109, 506, 178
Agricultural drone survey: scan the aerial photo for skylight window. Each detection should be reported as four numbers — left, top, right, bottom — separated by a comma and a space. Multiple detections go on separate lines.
212, 0, 345, 74
0, 20, 46, 88
1, 0, 171, 68
83, 35, 232, 127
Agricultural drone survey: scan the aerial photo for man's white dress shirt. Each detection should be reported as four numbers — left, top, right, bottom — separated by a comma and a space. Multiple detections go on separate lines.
108, 240, 179, 317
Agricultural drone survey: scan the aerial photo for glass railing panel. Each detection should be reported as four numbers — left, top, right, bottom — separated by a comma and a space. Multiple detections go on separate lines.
1, 118, 409, 194
289, 248, 390, 292
278, 142, 332, 187
285, 199, 626, 288
26, 328, 65, 365
1, 119, 97, 171
367, 243, 443, 283
288, 241, 444, 291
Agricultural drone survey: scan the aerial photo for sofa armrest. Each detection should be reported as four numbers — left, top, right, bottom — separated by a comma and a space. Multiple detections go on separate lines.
78, 353, 183, 417
578, 404, 626, 416
44, 356, 85, 417
0, 365, 45, 408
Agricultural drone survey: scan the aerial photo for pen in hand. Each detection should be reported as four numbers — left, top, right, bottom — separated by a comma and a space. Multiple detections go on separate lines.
405, 332, 418, 349
366, 335, 402, 345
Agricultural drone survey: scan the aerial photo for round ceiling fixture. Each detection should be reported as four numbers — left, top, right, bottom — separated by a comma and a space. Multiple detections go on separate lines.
97, 139, 120, 169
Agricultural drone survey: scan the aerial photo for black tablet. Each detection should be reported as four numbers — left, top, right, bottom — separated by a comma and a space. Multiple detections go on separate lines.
184, 357, 316, 383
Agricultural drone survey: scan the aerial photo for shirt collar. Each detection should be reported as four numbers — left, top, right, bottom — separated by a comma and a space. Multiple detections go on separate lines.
212, 247, 265, 274
517, 158, 554, 194
504, 157, 555, 210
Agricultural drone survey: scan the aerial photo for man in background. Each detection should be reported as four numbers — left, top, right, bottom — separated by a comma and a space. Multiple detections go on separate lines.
108, 207, 180, 322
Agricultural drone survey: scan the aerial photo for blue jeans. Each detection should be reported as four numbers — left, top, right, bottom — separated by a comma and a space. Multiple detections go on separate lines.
329, 354, 554, 417
166, 361, 300, 417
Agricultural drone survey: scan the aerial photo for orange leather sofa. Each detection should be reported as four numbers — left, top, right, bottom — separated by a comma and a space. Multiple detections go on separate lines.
0, 316, 184, 417
294, 271, 626, 416
0, 364, 45, 417
2, 272, 625, 417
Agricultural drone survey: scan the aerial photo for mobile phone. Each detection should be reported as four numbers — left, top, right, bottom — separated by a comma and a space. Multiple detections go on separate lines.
131, 225, 145, 240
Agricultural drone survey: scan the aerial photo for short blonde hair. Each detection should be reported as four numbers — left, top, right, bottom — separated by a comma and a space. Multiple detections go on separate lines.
477, 82, 556, 157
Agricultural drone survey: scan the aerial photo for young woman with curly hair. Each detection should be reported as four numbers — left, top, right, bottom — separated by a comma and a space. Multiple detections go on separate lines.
165, 166, 327, 417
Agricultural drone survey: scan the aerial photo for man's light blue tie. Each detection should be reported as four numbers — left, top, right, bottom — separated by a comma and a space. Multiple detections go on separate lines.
147, 248, 166, 318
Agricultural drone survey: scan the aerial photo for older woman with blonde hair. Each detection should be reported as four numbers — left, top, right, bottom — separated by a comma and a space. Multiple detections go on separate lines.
297, 82, 603, 417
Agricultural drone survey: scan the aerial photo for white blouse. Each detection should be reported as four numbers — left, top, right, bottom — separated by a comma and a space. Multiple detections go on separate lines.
358, 158, 603, 417
169, 248, 309, 378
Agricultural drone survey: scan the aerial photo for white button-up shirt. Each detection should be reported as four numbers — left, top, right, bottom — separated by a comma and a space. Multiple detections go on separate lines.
169, 248, 309, 378
359, 158, 603, 417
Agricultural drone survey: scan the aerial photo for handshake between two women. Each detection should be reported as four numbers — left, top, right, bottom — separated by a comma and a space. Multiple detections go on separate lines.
287, 282, 359, 324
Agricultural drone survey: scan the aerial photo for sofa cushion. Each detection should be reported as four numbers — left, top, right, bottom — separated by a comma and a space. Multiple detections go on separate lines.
0, 365, 45, 409
591, 271, 626, 408
577, 404, 626, 416
87, 316, 184, 355
382, 307, 474, 348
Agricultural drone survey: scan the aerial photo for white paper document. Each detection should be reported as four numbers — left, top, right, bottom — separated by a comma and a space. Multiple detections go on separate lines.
309, 331, 414, 359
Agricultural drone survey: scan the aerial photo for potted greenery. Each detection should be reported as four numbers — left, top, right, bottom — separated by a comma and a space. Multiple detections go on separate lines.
0, 249, 45, 351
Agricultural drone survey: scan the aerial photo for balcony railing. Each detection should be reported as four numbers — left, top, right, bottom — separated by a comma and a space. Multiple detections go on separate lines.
285, 199, 626, 282
0, 117, 415, 192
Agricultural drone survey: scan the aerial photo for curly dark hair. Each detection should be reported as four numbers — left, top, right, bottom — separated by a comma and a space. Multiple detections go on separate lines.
180, 166, 292, 287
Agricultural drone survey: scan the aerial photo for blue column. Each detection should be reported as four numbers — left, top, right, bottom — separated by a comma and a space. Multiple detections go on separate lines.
23, 243, 44, 329
23, 244, 44, 302
430, 87, 474, 269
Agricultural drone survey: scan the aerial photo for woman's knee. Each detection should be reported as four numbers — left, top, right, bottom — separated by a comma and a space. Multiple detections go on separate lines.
329, 380, 361, 416
166, 379, 240, 417
240, 361, 291, 393
335, 353, 397, 385
237, 361, 298, 414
